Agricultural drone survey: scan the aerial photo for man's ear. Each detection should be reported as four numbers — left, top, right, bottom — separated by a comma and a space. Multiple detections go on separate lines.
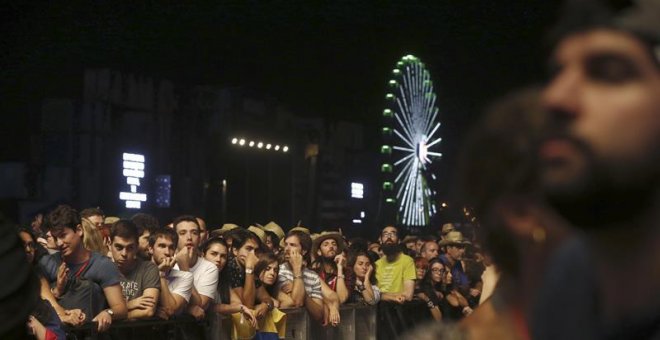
76, 224, 84, 237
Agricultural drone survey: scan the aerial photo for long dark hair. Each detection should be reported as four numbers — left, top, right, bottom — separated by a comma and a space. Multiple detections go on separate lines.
254, 252, 279, 296
420, 258, 450, 306
202, 237, 231, 303
347, 249, 377, 285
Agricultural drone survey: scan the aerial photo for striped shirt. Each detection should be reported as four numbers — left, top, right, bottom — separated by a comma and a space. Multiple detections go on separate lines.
277, 263, 323, 300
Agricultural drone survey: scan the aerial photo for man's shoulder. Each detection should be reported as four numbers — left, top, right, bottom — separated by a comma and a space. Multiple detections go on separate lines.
136, 259, 159, 273
279, 263, 292, 273
169, 268, 193, 281
303, 268, 321, 281
194, 257, 219, 274
399, 253, 414, 263
89, 251, 115, 268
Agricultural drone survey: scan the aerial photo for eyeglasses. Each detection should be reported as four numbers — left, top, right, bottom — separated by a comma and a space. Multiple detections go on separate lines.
381, 232, 397, 238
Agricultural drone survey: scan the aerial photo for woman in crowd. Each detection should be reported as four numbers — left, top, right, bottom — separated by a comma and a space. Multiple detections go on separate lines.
347, 250, 380, 305
414, 256, 429, 295
80, 218, 106, 254
254, 252, 280, 298
418, 258, 472, 322
201, 237, 257, 327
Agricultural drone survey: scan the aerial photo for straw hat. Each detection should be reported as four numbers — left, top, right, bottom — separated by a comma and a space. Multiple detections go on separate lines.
247, 225, 267, 245
263, 221, 285, 240
311, 231, 346, 257
279, 225, 311, 247
438, 231, 471, 246
210, 223, 240, 238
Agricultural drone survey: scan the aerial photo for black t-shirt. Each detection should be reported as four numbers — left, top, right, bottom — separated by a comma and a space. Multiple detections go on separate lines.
227, 257, 262, 289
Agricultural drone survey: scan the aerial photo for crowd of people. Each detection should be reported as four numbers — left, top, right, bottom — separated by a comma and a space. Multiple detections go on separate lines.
2, 0, 660, 339
13, 203, 490, 339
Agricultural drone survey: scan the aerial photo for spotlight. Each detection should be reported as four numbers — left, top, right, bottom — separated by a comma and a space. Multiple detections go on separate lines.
274, 145, 280, 151
257, 142, 263, 148
239, 139, 246, 146
249, 141, 255, 147
266, 144, 272, 149
231, 138, 238, 144
282, 146, 289, 152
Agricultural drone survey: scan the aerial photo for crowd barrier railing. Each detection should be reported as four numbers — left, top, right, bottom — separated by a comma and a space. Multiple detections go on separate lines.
63, 304, 377, 340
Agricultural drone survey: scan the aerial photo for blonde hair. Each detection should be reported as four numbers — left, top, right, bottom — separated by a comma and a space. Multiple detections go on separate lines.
81, 218, 106, 254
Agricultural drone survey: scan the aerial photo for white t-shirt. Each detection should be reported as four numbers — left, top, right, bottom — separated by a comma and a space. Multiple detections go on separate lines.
167, 268, 194, 302
175, 257, 219, 300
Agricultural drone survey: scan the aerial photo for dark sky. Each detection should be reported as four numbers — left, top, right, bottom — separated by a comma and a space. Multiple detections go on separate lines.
1, 1, 561, 161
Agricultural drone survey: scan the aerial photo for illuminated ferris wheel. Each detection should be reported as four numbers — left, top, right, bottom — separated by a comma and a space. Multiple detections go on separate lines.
381, 54, 442, 227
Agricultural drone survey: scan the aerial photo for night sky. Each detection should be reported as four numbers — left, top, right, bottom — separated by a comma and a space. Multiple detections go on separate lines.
1, 1, 561, 185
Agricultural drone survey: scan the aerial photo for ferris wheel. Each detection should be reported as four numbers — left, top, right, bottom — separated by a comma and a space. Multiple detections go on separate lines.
381, 54, 442, 227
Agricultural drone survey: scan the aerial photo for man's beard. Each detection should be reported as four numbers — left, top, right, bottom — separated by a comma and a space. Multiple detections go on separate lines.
381, 243, 401, 260
541, 136, 660, 230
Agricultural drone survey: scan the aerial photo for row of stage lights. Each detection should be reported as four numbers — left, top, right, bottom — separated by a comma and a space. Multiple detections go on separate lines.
231, 138, 289, 152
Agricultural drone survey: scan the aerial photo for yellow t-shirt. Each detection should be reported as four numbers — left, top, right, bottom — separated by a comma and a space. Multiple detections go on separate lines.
375, 253, 416, 293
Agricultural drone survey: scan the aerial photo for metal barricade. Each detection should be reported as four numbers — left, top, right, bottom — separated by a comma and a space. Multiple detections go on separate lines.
62, 304, 379, 340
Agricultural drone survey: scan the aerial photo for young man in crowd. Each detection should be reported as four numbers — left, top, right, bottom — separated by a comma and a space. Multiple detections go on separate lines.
533, 1, 660, 338
375, 225, 416, 303
131, 213, 160, 261
312, 231, 352, 303
41, 205, 127, 332
277, 230, 325, 322
227, 228, 275, 315
172, 215, 218, 320
149, 228, 193, 319
110, 220, 160, 320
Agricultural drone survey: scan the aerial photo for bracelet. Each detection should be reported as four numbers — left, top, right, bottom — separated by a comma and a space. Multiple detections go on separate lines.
426, 300, 436, 309
293, 274, 303, 279
337, 274, 345, 279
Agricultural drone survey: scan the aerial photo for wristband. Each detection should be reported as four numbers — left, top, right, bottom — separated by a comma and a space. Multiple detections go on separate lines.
337, 274, 345, 279
426, 300, 436, 309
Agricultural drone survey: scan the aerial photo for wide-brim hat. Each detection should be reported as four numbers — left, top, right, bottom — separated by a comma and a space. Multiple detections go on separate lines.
210, 223, 240, 238
263, 221, 285, 240
438, 231, 471, 247
311, 231, 346, 257
279, 225, 311, 248
247, 225, 267, 245
441, 223, 455, 235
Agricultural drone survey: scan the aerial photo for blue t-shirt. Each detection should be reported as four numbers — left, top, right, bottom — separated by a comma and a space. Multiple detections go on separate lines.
39, 251, 121, 289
